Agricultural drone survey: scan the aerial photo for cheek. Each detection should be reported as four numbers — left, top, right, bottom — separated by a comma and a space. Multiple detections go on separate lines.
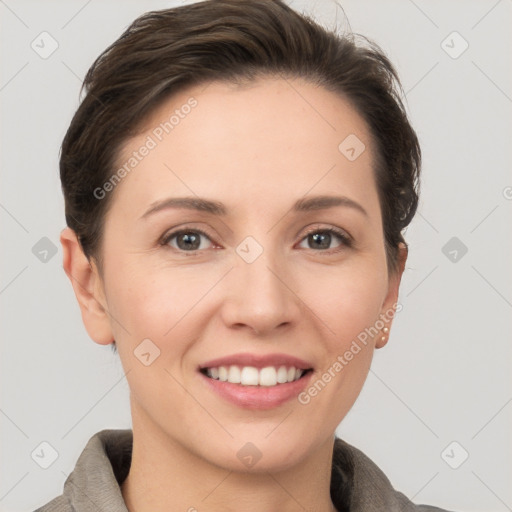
110, 267, 202, 342
109, 267, 203, 402
297, 261, 387, 401
300, 259, 388, 338
296, 281, 382, 431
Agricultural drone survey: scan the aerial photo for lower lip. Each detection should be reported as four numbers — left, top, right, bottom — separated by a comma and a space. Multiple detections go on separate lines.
199, 371, 313, 410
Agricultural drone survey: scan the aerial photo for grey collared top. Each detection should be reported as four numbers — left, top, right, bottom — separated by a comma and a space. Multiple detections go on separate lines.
34, 429, 453, 512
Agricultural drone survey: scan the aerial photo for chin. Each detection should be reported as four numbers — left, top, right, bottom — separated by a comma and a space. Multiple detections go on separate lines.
197, 430, 320, 474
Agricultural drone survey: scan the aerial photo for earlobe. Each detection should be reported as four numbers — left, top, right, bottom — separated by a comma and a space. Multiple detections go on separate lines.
60, 227, 114, 345
376, 243, 408, 349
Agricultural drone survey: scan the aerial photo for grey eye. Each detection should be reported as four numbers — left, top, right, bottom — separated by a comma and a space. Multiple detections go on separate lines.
164, 230, 213, 251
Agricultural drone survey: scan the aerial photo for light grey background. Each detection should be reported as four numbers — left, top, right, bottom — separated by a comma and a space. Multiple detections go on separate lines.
1, 1, 511, 511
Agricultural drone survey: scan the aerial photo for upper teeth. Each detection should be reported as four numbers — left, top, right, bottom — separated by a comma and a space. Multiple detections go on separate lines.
205, 366, 304, 386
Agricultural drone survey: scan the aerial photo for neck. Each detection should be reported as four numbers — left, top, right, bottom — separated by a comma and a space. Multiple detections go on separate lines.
121, 404, 338, 512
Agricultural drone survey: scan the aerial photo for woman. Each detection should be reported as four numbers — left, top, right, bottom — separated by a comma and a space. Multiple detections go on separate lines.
35, 0, 453, 510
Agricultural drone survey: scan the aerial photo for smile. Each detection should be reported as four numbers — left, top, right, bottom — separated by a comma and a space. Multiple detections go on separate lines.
201, 365, 310, 387
198, 353, 314, 409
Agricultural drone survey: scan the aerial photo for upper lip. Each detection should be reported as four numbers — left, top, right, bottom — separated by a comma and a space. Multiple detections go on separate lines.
199, 353, 314, 371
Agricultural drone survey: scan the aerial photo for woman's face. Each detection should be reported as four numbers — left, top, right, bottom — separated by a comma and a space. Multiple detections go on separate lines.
80, 77, 404, 471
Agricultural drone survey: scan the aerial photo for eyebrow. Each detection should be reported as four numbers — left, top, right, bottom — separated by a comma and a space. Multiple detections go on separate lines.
294, 195, 367, 216
140, 194, 368, 220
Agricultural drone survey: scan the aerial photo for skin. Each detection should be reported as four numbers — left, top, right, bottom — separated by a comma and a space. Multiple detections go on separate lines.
61, 77, 406, 512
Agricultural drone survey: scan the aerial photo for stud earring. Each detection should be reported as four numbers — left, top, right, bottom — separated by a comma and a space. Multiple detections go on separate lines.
381, 326, 389, 343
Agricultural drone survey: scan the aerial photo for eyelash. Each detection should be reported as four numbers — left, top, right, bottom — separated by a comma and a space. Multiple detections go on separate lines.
159, 225, 353, 256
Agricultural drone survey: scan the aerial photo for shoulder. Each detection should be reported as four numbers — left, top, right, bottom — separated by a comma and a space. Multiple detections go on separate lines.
33, 495, 71, 512
333, 437, 455, 512
32, 429, 132, 512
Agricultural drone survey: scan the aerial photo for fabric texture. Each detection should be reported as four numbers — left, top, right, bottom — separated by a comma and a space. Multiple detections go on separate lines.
34, 429, 453, 511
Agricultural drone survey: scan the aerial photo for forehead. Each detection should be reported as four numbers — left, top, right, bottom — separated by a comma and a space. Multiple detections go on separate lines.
112, 77, 378, 217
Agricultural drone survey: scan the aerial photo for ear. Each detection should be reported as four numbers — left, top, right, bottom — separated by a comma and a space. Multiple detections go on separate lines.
60, 227, 114, 345
375, 243, 407, 349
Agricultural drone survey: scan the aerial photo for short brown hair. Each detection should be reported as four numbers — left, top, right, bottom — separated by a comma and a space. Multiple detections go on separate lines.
61, 0, 420, 278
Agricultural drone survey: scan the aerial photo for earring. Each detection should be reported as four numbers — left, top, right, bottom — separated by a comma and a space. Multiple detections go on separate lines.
381, 326, 389, 343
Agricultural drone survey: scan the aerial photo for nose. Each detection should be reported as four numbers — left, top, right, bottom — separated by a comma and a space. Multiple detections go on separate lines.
220, 250, 301, 336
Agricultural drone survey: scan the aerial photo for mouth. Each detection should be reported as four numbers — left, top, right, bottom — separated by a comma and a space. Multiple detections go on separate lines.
200, 365, 313, 387
197, 353, 314, 409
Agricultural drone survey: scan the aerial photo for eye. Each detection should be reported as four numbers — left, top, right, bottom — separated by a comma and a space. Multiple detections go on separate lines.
161, 228, 215, 253
297, 226, 352, 252
160, 225, 352, 255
